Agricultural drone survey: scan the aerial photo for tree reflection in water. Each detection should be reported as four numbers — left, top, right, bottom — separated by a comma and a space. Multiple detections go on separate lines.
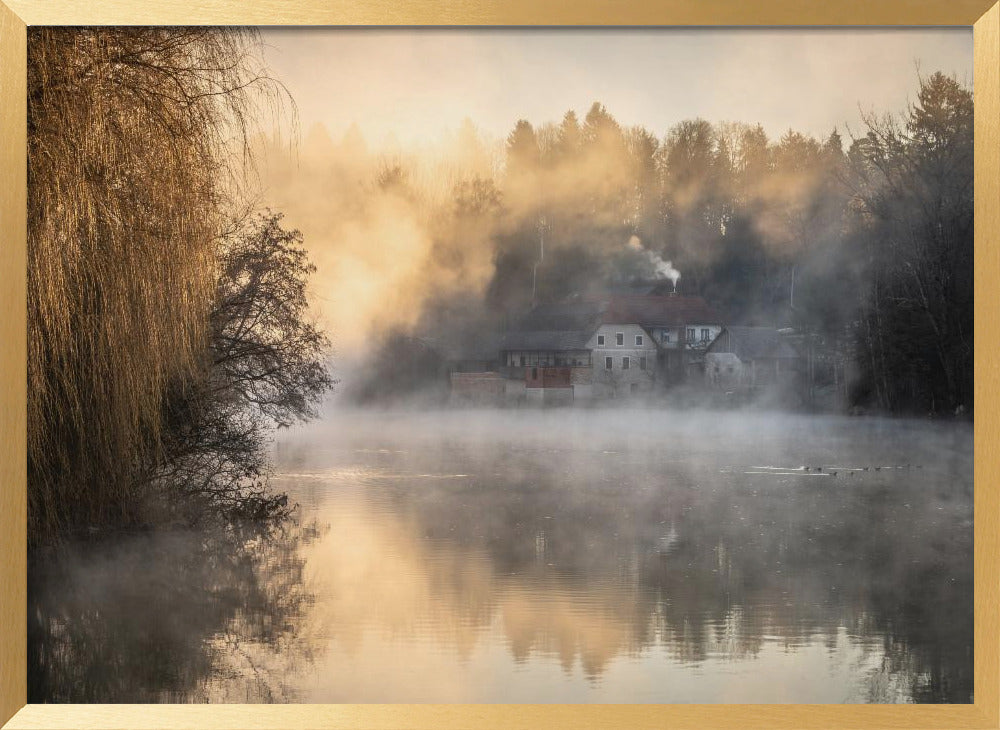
28, 517, 322, 703
29, 412, 974, 704
277, 412, 972, 703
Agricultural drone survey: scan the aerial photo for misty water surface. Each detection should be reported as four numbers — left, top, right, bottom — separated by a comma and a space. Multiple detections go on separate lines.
29, 410, 973, 703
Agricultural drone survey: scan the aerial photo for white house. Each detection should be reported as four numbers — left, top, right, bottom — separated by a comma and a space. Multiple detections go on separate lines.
603, 295, 724, 382
587, 323, 658, 398
490, 294, 726, 404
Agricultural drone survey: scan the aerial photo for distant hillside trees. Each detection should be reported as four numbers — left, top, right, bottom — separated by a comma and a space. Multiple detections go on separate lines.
481, 103, 858, 327
28, 29, 331, 544
251, 65, 969, 415
477, 74, 971, 414
847, 73, 974, 414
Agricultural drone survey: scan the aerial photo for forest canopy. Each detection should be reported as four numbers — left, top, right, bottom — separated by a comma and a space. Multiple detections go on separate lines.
262, 76, 971, 415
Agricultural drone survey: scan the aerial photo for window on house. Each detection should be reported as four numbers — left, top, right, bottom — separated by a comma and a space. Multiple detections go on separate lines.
701, 328, 710, 342
639, 356, 647, 370
597, 334, 605, 346
687, 328, 695, 342
635, 334, 643, 346
616, 332, 624, 346
663, 331, 671, 343
622, 356, 630, 370
532, 367, 538, 379
519, 355, 525, 367
605, 356, 613, 370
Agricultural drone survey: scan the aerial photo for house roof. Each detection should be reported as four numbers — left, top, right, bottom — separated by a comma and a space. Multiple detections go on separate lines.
501, 300, 603, 352
707, 326, 800, 360
602, 295, 723, 327
500, 329, 593, 351
501, 294, 725, 351
512, 300, 605, 332
608, 279, 679, 296
422, 336, 502, 363
706, 351, 743, 365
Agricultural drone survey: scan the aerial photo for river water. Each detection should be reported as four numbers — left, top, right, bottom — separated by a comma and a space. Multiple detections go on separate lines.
28, 409, 973, 703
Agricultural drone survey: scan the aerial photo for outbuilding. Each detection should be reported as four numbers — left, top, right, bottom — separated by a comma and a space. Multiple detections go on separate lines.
705, 326, 801, 390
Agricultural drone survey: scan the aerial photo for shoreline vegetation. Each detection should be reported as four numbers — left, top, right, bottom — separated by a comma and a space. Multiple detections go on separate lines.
27, 28, 333, 547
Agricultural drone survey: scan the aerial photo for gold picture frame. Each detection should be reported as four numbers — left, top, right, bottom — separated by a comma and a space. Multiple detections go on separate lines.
1, 1, 997, 727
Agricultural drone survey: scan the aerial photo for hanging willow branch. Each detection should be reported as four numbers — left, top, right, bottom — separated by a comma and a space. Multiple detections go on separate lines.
27, 28, 289, 542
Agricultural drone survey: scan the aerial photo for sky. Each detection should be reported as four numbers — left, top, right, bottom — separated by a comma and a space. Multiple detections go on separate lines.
260, 27, 973, 148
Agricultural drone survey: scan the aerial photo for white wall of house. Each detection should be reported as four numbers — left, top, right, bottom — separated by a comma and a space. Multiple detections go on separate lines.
587, 324, 657, 396
649, 325, 722, 350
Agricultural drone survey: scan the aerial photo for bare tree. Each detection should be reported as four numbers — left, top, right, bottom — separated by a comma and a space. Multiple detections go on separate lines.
847, 72, 973, 413
148, 213, 334, 525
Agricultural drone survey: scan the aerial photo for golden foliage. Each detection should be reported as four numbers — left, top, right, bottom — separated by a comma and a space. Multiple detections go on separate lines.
27, 28, 280, 541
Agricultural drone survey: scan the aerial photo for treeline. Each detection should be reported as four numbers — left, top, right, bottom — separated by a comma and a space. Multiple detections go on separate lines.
337, 74, 971, 415
28, 29, 332, 545
848, 76, 973, 414
483, 104, 851, 320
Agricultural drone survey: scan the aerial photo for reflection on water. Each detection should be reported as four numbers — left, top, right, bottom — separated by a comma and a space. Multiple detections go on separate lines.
28, 520, 322, 703
29, 410, 973, 703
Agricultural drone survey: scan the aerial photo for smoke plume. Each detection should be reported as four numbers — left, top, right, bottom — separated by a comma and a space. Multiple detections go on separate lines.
627, 235, 680, 289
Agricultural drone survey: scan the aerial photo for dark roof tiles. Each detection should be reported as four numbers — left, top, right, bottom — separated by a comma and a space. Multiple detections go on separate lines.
602, 295, 723, 327
500, 330, 593, 351
512, 300, 605, 332
707, 326, 800, 360
502, 294, 725, 351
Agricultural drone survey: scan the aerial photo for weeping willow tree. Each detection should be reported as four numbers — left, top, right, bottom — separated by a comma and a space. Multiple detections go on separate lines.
27, 28, 308, 543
